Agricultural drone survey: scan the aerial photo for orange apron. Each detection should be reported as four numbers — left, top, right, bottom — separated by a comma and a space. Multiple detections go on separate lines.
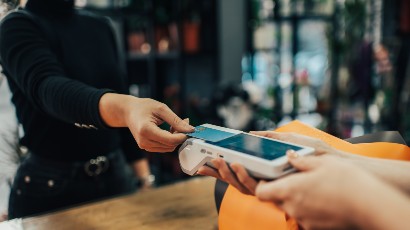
219, 121, 410, 230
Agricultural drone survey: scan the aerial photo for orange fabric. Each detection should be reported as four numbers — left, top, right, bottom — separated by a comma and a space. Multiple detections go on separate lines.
275, 121, 410, 160
219, 187, 287, 230
219, 120, 410, 230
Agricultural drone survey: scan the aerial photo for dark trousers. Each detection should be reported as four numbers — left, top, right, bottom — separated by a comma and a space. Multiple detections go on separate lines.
8, 150, 137, 219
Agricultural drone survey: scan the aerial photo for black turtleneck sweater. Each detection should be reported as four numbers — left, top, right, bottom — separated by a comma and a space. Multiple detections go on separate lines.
0, 0, 144, 162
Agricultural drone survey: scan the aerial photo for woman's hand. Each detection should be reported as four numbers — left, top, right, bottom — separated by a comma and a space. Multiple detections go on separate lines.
196, 130, 339, 195
255, 155, 361, 229
125, 97, 194, 152
197, 130, 341, 195
197, 159, 258, 195
255, 154, 408, 230
99, 93, 194, 153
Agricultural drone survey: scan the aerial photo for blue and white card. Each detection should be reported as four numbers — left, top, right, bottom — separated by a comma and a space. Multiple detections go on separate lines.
186, 124, 242, 142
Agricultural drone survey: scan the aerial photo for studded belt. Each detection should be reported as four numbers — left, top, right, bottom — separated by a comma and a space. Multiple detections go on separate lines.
27, 149, 121, 177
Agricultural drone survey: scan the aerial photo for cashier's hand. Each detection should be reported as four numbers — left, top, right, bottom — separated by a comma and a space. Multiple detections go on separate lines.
197, 159, 258, 195
250, 131, 344, 157
126, 98, 194, 152
255, 153, 383, 230
99, 94, 194, 153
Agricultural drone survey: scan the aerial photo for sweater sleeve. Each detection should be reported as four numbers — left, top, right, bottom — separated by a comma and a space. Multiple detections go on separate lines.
0, 12, 112, 129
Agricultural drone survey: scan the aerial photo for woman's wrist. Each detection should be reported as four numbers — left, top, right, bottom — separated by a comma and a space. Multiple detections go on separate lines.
132, 159, 155, 188
99, 93, 136, 127
350, 175, 410, 230
138, 174, 156, 188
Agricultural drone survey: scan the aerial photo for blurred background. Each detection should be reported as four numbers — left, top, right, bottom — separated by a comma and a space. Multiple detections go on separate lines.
1, 0, 409, 185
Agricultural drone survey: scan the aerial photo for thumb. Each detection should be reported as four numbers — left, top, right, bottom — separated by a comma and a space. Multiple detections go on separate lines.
156, 106, 194, 133
170, 118, 190, 133
288, 152, 322, 172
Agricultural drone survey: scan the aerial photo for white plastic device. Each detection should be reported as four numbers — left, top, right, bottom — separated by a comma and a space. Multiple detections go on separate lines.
178, 125, 315, 179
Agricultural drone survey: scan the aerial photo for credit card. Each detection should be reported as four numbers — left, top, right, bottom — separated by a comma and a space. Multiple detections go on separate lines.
186, 124, 241, 142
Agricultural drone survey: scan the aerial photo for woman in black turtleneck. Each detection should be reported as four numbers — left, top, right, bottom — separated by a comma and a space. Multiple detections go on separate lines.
0, 0, 194, 219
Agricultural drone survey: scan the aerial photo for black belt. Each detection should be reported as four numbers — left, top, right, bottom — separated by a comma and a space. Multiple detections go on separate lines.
27, 149, 121, 177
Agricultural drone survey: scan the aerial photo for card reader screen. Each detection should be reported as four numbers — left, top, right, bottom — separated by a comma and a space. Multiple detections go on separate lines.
213, 133, 302, 160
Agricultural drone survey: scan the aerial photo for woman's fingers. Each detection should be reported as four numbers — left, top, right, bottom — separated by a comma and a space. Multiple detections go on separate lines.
230, 163, 258, 195
136, 136, 181, 152
213, 159, 253, 195
141, 124, 188, 147
154, 104, 194, 133
197, 165, 221, 180
170, 118, 190, 134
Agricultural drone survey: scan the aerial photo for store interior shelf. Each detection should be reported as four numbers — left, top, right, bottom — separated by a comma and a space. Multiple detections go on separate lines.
127, 51, 180, 60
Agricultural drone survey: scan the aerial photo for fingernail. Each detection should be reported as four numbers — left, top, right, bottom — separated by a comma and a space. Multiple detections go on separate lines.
187, 124, 195, 130
287, 150, 299, 159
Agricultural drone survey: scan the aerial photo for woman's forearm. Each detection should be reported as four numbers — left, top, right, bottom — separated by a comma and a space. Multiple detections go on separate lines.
353, 179, 410, 230
340, 151, 410, 195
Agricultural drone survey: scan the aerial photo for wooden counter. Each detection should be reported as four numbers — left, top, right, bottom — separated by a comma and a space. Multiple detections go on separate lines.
22, 177, 218, 230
